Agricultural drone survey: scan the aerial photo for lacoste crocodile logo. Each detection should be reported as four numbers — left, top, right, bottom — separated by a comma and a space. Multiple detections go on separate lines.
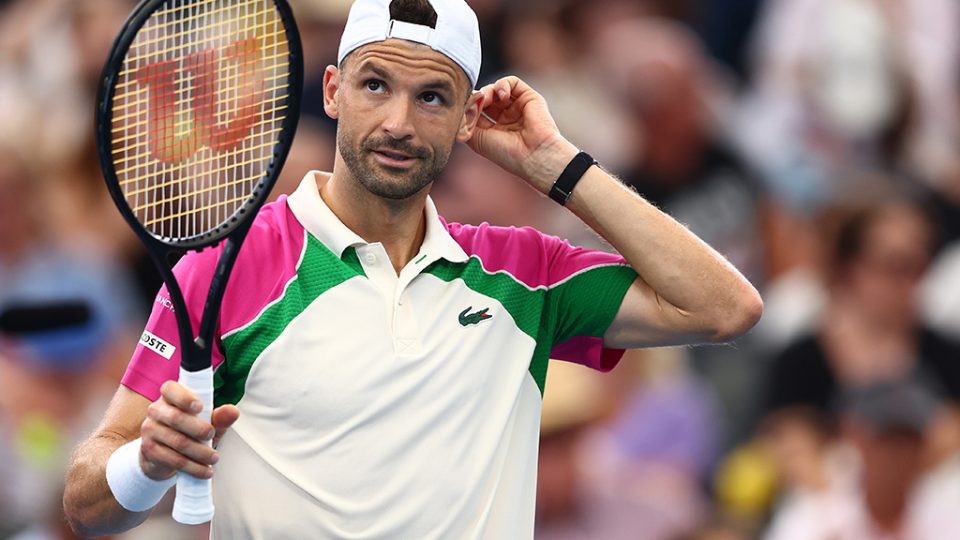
459, 307, 492, 326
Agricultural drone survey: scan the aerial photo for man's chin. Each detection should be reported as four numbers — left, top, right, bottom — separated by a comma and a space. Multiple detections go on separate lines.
358, 173, 430, 201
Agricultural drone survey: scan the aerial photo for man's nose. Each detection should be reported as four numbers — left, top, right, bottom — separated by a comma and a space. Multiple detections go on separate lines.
380, 97, 416, 140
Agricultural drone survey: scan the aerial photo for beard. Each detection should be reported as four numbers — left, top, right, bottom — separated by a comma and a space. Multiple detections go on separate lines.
337, 127, 453, 201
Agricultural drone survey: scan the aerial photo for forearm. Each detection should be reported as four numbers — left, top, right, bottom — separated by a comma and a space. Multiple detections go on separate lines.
471, 77, 761, 344
575, 168, 760, 335
525, 140, 763, 342
63, 432, 152, 537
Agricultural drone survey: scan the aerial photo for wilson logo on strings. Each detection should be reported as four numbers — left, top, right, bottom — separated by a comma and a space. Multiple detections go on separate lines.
134, 37, 264, 164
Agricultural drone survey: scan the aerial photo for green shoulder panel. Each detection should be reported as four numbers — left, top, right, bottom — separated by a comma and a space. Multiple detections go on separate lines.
214, 237, 365, 406
425, 259, 635, 394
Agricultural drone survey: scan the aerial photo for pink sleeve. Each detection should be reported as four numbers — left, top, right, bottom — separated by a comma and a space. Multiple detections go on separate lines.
120, 198, 303, 401
121, 248, 225, 402
550, 336, 626, 372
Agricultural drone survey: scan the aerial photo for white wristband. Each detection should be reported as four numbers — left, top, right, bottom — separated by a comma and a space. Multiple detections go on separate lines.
106, 438, 177, 512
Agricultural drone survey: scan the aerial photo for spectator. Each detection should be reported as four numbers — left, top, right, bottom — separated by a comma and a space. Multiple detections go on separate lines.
764, 380, 960, 540
759, 191, 960, 538
764, 194, 960, 416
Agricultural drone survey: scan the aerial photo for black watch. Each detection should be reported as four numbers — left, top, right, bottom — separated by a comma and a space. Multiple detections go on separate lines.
548, 151, 597, 206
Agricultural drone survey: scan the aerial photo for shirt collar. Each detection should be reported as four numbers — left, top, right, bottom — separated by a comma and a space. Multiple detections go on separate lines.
421, 189, 469, 264
287, 171, 468, 264
288, 171, 365, 258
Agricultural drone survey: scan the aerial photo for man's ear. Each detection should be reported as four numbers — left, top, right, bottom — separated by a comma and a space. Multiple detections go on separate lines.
323, 65, 341, 120
456, 91, 485, 143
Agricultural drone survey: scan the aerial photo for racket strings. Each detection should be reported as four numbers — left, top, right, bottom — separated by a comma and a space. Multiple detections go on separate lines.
126, 139, 281, 198
110, 0, 290, 242
130, 0, 254, 45
148, 0, 219, 22
110, 71, 288, 130
144, 193, 251, 227
114, 107, 286, 171
119, 26, 283, 77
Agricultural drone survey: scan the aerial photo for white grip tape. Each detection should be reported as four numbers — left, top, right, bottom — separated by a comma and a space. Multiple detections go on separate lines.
172, 366, 215, 525
106, 437, 177, 512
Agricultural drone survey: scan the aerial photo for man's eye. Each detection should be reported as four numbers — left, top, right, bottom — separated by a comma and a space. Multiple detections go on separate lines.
421, 92, 444, 106
366, 80, 384, 93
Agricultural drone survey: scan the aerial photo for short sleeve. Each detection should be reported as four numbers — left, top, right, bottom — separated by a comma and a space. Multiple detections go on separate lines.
542, 238, 637, 371
121, 248, 225, 401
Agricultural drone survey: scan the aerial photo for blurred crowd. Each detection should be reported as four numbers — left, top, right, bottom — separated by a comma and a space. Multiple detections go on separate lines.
1, 0, 959, 539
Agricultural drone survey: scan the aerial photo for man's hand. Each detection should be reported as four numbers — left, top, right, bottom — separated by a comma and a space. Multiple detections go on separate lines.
468, 76, 579, 193
138, 380, 239, 481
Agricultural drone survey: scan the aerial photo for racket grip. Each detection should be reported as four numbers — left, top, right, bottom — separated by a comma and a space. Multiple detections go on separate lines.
172, 366, 215, 525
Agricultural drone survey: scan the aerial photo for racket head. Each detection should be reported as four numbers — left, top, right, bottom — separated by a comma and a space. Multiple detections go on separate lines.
96, 0, 303, 251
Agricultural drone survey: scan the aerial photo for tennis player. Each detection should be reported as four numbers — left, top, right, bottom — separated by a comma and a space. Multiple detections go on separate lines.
64, 0, 762, 537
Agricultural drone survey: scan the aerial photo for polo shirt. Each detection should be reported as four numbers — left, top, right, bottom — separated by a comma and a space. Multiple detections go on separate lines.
121, 172, 637, 539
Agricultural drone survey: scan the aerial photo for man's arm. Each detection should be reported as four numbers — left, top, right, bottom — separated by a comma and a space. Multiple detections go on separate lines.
63, 387, 153, 537
565, 163, 763, 347
63, 384, 238, 537
468, 76, 762, 348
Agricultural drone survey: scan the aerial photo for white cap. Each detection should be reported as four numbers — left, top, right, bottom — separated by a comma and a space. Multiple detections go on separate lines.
337, 0, 482, 88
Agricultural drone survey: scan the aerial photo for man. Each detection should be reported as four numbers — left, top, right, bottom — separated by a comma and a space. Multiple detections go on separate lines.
763, 380, 960, 540
63, 0, 762, 537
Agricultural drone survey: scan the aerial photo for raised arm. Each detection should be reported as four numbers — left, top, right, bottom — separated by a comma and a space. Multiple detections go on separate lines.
468, 76, 762, 349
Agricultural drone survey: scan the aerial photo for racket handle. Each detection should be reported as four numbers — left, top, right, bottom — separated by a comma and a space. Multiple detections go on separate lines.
172, 366, 215, 525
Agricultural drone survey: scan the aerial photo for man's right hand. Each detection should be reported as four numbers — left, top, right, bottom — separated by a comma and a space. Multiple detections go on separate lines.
138, 380, 240, 480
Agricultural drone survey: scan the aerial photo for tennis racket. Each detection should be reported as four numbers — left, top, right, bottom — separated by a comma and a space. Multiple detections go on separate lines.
96, 0, 302, 525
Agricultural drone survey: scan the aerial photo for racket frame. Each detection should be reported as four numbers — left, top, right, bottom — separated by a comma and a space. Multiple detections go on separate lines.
96, 0, 303, 373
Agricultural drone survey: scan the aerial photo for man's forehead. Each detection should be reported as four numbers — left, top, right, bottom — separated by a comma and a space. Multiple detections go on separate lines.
346, 39, 470, 89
